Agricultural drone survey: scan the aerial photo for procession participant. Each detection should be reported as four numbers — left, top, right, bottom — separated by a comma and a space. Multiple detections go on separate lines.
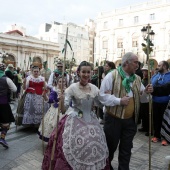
25, 64, 33, 77
138, 64, 150, 136
16, 67, 23, 98
40, 61, 51, 82
5, 64, 14, 80
102, 61, 116, 79
99, 52, 153, 170
48, 61, 70, 88
91, 66, 98, 87
0, 63, 17, 148
152, 82, 170, 146
135, 61, 144, 124
151, 61, 170, 143
91, 66, 105, 123
72, 69, 80, 83
22, 66, 48, 126
100, 61, 116, 124
38, 75, 67, 142
42, 61, 109, 170
135, 61, 143, 80
5, 64, 15, 102
104, 61, 116, 75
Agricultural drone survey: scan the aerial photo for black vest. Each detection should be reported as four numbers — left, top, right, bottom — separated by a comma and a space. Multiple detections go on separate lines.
0, 76, 8, 96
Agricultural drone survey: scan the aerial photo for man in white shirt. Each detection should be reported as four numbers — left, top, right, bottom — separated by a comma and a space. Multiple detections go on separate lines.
99, 52, 153, 170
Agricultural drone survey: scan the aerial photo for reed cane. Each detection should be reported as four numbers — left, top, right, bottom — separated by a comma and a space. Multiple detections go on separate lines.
49, 26, 68, 170
49, 99, 62, 170
146, 27, 152, 170
96, 66, 100, 119
16, 77, 25, 131
42, 88, 45, 155
41, 67, 47, 154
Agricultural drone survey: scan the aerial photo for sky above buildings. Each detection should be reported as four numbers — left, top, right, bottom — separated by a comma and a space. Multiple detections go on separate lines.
0, 0, 147, 35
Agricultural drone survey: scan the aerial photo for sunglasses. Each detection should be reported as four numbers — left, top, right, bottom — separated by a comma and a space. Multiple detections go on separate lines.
57, 66, 63, 68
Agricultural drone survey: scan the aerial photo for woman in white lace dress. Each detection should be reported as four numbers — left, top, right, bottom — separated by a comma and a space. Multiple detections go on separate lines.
42, 61, 110, 170
38, 76, 66, 142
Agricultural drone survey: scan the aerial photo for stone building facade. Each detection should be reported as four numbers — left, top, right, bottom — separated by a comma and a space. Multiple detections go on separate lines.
95, 0, 170, 68
36, 20, 95, 65
0, 25, 60, 71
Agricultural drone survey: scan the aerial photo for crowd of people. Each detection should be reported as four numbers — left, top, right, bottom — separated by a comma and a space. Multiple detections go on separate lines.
0, 52, 170, 170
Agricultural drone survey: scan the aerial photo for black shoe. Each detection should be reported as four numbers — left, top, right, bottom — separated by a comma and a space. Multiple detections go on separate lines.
138, 128, 147, 132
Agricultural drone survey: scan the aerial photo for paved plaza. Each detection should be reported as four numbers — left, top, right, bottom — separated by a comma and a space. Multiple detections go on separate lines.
0, 101, 170, 170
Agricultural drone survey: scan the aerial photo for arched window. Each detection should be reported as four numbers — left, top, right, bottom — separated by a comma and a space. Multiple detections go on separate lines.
3, 54, 16, 67
132, 32, 139, 47
102, 37, 108, 49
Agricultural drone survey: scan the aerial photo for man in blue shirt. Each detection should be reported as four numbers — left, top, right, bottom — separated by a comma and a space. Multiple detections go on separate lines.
151, 61, 170, 144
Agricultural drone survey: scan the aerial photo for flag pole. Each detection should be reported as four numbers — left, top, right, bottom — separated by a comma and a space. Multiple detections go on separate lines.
49, 26, 68, 170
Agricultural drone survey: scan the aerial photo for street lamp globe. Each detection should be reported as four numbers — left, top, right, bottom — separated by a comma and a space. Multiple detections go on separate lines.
141, 26, 147, 38
149, 30, 155, 41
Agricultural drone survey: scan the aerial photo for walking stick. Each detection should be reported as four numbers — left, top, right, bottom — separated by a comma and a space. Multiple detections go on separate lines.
146, 24, 152, 170
16, 72, 25, 131
42, 87, 45, 154
96, 66, 100, 119
42, 65, 47, 154
49, 26, 68, 170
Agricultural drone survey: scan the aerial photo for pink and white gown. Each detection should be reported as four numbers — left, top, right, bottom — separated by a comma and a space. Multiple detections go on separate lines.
42, 82, 109, 170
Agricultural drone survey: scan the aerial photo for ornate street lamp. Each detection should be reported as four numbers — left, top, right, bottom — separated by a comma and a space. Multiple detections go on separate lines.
141, 24, 155, 62
141, 24, 155, 170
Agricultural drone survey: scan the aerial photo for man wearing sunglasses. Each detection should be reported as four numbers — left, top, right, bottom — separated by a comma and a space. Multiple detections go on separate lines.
48, 61, 70, 88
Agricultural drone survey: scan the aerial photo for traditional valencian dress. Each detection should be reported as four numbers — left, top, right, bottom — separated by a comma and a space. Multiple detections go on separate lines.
38, 87, 63, 142
161, 101, 170, 143
42, 82, 109, 170
22, 75, 47, 125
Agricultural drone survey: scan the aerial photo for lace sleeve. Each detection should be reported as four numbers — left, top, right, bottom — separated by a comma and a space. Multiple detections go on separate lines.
64, 86, 73, 110
93, 85, 103, 109
94, 94, 103, 109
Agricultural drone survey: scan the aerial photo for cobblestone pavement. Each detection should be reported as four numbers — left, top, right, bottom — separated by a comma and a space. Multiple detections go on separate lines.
0, 100, 170, 170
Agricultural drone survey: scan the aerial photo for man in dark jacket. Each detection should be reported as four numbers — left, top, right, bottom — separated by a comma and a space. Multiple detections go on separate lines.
0, 63, 17, 148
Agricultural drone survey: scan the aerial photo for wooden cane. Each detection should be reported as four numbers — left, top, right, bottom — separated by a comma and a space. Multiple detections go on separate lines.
146, 24, 152, 170
42, 69, 47, 154
42, 88, 45, 155
49, 27, 68, 170
96, 66, 100, 119
16, 76, 25, 131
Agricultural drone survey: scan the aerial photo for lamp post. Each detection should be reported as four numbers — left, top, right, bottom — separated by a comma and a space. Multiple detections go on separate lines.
141, 24, 155, 170
141, 24, 155, 63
